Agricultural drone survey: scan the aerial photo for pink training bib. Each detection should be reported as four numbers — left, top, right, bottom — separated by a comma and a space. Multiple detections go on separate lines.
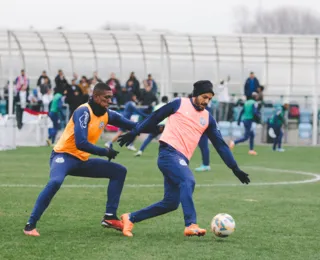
160, 98, 209, 160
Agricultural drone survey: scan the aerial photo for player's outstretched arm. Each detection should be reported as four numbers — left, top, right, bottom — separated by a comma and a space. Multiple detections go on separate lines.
117, 98, 181, 147
108, 109, 137, 131
206, 115, 250, 184
73, 107, 115, 157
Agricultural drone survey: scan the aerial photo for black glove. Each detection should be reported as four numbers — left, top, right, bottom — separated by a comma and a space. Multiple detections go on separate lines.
156, 125, 165, 134
232, 168, 250, 184
105, 147, 119, 161
117, 131, 137, 147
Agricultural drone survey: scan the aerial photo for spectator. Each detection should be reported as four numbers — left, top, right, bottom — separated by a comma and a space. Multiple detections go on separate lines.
106, 73, 121, 103
14, 84, 29, 129
117, 84, 132, 106
28, 88, 42, 112
173, 92, 179, 98
42, 89, 53, 113
257, 85, 264, 102
65, 79, 84, 118
89, 71, 103, 84
89, 78, 97, 97
78, 76, 90, 102
146, 74, 158, 95
38, 77, 51, 96
3, 81, 9, 114
140, 82, 158, 112
37, 71, 51, 86
217, 77, 231, 121
244, 72, 260, 100
54, 70, 68, 94
15, 69, 29, 94
126, 72, 141, 100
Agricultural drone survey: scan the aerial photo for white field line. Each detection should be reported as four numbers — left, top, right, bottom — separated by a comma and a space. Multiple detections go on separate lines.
0, 166, 319, 188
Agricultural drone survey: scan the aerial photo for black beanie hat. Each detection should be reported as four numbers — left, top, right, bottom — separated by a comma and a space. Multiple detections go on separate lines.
192, 80, 215, 97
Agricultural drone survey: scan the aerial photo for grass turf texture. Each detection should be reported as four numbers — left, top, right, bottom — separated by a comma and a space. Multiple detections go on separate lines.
0, 143, 320, 260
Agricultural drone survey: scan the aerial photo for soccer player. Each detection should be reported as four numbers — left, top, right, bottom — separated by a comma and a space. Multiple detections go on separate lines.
268, 101, 289, 152
229, 92, 260, 155
134, 96, 169, 157
105, 94, 148, 151
23, 83, 145, 237
47, 91, 65, 146
117, 80, 250, 237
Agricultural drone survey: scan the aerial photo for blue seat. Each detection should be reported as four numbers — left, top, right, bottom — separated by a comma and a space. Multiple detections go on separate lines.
299, 109, 312, 124
261, 107, 274, 123
218, 121, 231, 137
298, 123, 312, 139
231, 121, 244, 138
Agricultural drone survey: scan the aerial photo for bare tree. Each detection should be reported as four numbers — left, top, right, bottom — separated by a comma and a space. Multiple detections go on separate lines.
234, 6, 320, 34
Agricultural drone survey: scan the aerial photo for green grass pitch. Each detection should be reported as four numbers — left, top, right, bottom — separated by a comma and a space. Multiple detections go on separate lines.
0, 142, 320, 260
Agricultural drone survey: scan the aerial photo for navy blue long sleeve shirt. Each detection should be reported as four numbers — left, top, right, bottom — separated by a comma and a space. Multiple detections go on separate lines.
72, 106, 137, 157
132, 98, 239, 170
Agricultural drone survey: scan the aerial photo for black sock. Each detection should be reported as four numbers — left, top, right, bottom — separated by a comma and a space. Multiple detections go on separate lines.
104, 213, 119, 220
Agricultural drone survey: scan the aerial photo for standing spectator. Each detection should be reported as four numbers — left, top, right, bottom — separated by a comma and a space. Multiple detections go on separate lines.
89, 71, 103, 84
15, 69, 29, 94
37, 71, 51, 86
38, 77, 51, 96
54, 70, 68, 95
146, 74, 158, 95
106, 73, 121, 103
78, 76, 90, 102
126, 72, 140, 100
217, 77, 231, 121
3, 81, 9, 114
244, 72, 260, 100
65, 79, 84, 118
14, 84, 29, 129
42, 89, 53, 113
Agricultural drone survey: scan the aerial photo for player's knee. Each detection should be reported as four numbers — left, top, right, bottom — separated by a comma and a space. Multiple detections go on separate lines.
164, 198, 180, 211
185, 177, 196, 189
117, 165, 127, 180
48, 178, 64, 190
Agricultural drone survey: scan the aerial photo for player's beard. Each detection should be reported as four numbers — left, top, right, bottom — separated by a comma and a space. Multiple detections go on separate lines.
194, 97, 206, 111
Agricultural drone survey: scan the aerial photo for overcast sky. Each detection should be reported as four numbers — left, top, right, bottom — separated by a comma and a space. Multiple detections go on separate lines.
0, 0, 319, 34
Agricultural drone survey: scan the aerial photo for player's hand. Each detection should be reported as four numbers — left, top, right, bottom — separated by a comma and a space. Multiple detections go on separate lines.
106, 147, 119, 160
117, 131, 137, 147
232, 168, 250, 184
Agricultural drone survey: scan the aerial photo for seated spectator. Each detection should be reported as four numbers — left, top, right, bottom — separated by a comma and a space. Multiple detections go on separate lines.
65, 79, 84, 118
140, 82, 158, 113
38, 76, 51, 96
42, 89, 53, 112
78, 76, 90, 102
126, 72, 141, 100
106, 73, 121, 104
28, 88, 43, 112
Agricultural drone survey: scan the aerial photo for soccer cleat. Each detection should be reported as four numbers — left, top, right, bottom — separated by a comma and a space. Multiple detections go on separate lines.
195, 165, 211, 172
134, 151, 142, 157
23, 223, 40, 237
229, 140, 235, 150
101, 214, 123, 231
276, 148, 285, 152
248, 150, 258, 156
127, 145, 137, 151
121, 213, 134, 237
184, 224, 206, 237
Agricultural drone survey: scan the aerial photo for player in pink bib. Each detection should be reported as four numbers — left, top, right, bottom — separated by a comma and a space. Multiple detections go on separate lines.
118, 80, 250, 237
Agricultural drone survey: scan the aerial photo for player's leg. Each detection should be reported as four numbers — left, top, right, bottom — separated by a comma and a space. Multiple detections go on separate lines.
69, 158, 127, 230
276, 128, 284, 152
195, 134, 211, 172
135, 133, 157, 156
24, 152, 79, 236
236, 120, 252, 144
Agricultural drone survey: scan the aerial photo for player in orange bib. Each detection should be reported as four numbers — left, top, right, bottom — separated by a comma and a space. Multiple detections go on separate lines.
23, 83, 157, 237
118, 80, 250, 237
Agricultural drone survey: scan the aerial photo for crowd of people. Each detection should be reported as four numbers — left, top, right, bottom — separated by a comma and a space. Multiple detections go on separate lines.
0, 69, 159, 129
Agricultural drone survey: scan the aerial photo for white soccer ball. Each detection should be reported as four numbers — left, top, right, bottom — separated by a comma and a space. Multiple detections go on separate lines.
211, 213, 236, 237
